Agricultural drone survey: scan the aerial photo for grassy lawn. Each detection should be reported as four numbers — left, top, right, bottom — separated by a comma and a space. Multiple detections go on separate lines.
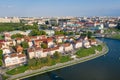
6, 45, 103, 75
6, 55, 72, 75
6, 65, 28, 75
76, 45, 102, 58
60, 56, 71, 63
93, 45, 102, 51
104, 28, 120, 40
0, 35, 4, 40
0, 60, 2, 66
1, 75, 9, 80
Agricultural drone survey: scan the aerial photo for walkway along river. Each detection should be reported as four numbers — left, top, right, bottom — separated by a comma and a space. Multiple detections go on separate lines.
24, 38, 120, 80
7, 39, 108, 80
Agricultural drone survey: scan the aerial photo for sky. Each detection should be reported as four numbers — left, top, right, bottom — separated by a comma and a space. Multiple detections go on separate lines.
0, 0, 120, 17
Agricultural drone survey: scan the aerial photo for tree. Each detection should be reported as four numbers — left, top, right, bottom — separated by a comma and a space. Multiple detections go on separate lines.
40, 57, 49, 64
53, 51, 61, 60
69, 32, 74, 35
29, 30, 46, 36
40, 30, 46, 35
21, 41, 29, 49
50, 19, 58, 26
0, 49, 3, 59
87, 31, 93, 38
41, 43, 48, 49
81, 33, 87, 37
55, 30, 65, 35
0, 60, 2, 66
0, 50, 3, 66
11, 33, 24, 39
28, 59, 37, 68
33, 22, 39, 30
45, 21, 49, 25
39, 25, 48, 30
75, 32, 80, 35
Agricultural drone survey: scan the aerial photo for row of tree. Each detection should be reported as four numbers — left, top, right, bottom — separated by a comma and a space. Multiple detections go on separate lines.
11, 29, 46, 39
55, 31, 74, 35
28, 51, 61, 69
29, 30, 46, 36
81, 31, 93, 39
0, 22, 38, 32
0, 50, 3, 66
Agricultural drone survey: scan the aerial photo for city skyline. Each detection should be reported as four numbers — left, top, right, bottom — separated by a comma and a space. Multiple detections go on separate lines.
0, 0, 120, 17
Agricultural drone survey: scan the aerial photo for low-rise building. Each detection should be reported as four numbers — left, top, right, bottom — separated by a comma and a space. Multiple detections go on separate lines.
74, 40, 82, 49
4, 53, 26, 67
47, 37, 54, 48
63, 43, 73, 52
83, 40, 91, 48
2, 48, 11, 54
89, 39, 97, 46
27, 47, 47, 59
49, 47, 59, 55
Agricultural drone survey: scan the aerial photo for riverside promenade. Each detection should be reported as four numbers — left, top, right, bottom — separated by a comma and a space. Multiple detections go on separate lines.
6, 42, 109, 80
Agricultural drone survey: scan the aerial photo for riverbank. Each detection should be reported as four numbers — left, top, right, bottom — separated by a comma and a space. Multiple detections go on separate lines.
105, 37, 120, 41
6, 42, 109, 80
104, 28, 120, 40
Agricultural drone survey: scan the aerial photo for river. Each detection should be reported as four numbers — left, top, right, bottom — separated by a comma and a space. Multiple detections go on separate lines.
24, 38, 120, 80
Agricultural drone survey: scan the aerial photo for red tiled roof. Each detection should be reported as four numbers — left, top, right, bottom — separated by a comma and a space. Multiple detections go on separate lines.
28, 48, 34, 52
47, 37, 53, 42
35, 39, 47, 42
43, 49, 50, 52
35, 47, 42, 51
30, 36, 37, 39
0, 40, 5, 43
86, 22, 94, 24
16, 38, 22, 40
63, 43, 70, 47
18, 54, 26, 58
50, 47, 59, 51
10, 53, 18, 57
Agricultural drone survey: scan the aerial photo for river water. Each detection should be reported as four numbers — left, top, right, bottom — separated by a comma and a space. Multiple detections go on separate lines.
24, 38, 120, 80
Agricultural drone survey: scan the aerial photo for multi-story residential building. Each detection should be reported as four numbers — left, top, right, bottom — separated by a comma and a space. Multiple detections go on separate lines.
4, 53, 26, 67
83, 40, 91, 48
63, 43, 73, 52
0, 17, 20, 23
74, 40, 83, 49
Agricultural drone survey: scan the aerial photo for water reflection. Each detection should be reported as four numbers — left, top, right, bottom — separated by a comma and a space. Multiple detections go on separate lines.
47, 72, 64, 80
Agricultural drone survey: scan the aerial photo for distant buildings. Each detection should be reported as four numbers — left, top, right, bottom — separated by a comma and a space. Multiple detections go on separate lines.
0, 17, 20, 23
2, 16, 118, 68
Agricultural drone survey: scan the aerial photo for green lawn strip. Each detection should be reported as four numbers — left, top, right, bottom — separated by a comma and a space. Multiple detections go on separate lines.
6, 55, 71, 75
8, 44, 109, 80
0, 35, 4, 40
15, 47, 108, 80
6, 44, 103, 75
0, 59, 2, 66
105, 28, 120, 40
1, 75, 9, 80
60, 56, 71, 63
6, 65, 28, 75
76, 45, 102, 58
